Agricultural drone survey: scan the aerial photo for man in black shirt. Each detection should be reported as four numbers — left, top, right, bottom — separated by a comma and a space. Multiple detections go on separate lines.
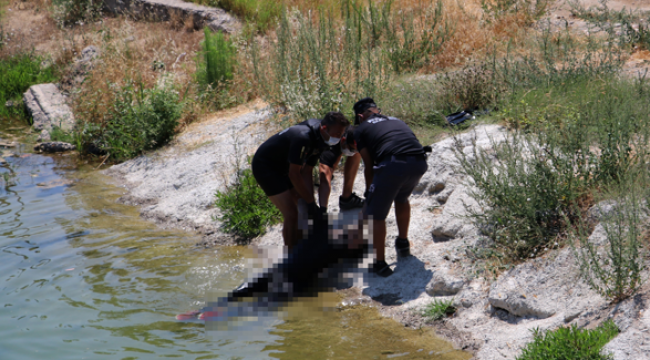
353, 98, 428, 277
252, 112, 349, 249
318, 127, 364, 211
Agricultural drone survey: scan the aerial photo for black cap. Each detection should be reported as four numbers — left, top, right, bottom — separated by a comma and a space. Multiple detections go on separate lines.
353, 97, 377, 116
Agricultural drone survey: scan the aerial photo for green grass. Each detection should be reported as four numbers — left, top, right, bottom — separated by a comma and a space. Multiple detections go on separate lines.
422, 299, 456, 321
517, 320, 618, 360
215, 161, 281, 240
0, 52, 59, 122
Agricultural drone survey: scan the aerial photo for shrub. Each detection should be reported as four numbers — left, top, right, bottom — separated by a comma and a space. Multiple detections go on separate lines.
215, 162, 281, 240
0, 52, 59, 122
52, 0, 103, 27
569, 185, 647, 302
422, 299, 456, 321
517, 320, 618, 360
456, 131, 592, 261
91, 79, 183, 161
196, 27, 237, 90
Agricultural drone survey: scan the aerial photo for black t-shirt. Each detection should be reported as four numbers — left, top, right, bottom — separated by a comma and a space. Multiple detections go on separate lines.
354, 114, 424, 163
254, 118, 329, 174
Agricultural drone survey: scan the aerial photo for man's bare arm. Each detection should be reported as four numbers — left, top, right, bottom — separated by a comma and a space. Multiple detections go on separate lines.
288, 164, 315, 204
360, 148, 374, 191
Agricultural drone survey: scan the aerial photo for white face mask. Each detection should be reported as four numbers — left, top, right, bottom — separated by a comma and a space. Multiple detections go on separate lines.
326, 136, 341, 146
342, 146, 356, 157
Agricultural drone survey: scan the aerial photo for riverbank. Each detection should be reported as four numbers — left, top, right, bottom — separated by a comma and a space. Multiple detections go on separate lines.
104, 103, 650, 359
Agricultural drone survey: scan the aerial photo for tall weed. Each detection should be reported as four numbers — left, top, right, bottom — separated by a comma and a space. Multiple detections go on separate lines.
569, 181, 647, 302
250, 0, 452, 120
196, 27, 236, 90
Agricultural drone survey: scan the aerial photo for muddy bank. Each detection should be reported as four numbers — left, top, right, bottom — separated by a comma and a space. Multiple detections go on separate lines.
105, 106, 650, 359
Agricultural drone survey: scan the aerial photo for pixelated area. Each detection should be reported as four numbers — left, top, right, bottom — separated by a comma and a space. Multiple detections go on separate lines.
180, 212, 375, 327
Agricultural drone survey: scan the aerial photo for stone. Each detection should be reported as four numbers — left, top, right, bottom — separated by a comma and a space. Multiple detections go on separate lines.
34, 142, 76, 153
426, 271, 464, 296
23, 84, 75, 140
103, 0, 240, 33
488, 290, 556, 319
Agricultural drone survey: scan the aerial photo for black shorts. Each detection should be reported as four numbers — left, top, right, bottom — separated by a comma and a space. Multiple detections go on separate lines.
252, 156, 293, 197
319, 148, 340, 168
365, 155, 428, 221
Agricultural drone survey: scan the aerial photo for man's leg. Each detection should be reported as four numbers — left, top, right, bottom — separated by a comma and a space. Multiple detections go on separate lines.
395, 201, 410, 239
269, 190, 300, 249
373, 219, 387, 262
341, 153, 361, 199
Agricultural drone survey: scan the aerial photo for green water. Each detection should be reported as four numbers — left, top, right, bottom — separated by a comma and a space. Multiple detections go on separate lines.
0, 125, 470, 360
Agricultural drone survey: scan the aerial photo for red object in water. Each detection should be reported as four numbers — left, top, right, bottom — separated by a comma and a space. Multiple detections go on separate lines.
175, 310, 201, 321
198, 311, 222, 320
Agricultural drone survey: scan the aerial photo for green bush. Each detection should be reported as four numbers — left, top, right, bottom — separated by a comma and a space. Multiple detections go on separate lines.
52, 0, 103, 27
422, 299, 456, 321
517, 320, 618, 360
196, 27, 237, 91
0, 52, 59, 121
215, 163, 281, 240
92, 79, 183, 161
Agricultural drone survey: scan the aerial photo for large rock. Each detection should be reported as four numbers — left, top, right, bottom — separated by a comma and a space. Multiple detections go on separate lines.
103, 0, 240, 33
23, 84, 75, 141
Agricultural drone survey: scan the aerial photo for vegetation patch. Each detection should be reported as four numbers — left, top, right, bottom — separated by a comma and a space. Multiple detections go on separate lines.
422, 298, 456, 321
517, 320, 619, 360
0, 52, 59, 122
215, 161, 281, 240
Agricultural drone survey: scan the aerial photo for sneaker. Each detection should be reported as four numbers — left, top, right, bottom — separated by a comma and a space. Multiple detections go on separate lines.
339, 192, 364, 211
370, 260, 393, 277
395, 237, 411, 258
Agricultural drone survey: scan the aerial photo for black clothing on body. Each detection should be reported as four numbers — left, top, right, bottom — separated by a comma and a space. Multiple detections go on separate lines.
252, 119, 329, 196
354, 114, 424, 164
319, 143, 343, 168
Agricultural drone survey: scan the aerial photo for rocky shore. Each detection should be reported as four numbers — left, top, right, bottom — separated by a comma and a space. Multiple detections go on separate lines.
105, 106, 650, 359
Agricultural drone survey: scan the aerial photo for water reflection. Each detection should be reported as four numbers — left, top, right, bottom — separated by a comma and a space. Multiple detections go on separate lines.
0, 125, 469, 360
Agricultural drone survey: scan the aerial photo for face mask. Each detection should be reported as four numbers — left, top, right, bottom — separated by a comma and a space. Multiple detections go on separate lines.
342, 146, 357, 157
326, 136, 341, 146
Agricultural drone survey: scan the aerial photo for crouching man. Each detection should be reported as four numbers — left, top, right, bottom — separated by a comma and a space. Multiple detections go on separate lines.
252, 112, 349, 249
353, 98, 428, 277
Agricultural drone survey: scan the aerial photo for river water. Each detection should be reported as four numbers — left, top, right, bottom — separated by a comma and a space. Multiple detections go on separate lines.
0, 124, 470, 360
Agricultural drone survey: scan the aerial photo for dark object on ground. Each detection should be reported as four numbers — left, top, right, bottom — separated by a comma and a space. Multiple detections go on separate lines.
371, 259, 393, 277
339, 192, 364, 211
34, 142, 76, 153
395, 237, 410, 257
445, 110, 474, 125
182, 215, 369, 320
